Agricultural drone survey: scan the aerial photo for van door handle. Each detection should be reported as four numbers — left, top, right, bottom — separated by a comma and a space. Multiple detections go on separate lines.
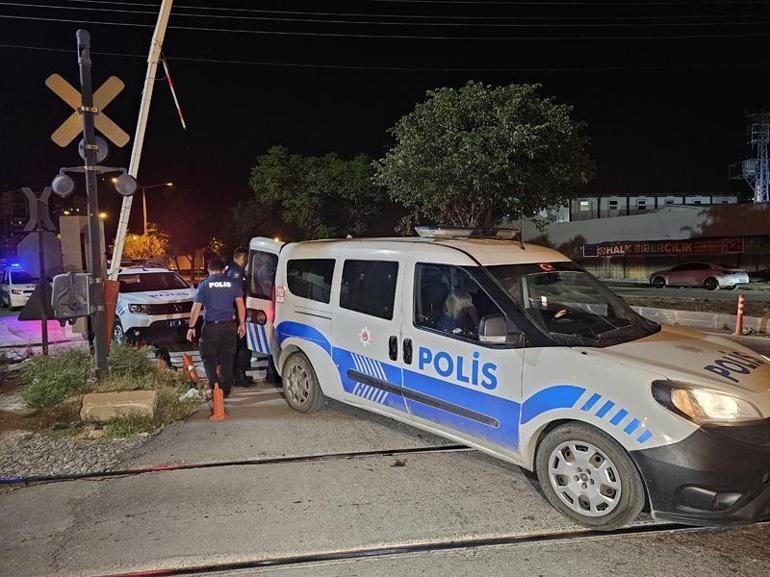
388, 335, 398, 361
403, 338, 413, 365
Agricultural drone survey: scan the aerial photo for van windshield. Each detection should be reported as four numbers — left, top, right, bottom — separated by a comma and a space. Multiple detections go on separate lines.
10, 271, 38, 284
487, 262, 659, 347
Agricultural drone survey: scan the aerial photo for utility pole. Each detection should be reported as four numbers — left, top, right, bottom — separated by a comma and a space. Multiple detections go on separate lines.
77, 29, 108, 374
109, 0, 174, 280
36, 198, 48, 355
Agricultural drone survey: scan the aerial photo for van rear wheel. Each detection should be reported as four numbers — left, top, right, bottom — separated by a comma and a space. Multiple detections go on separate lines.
535, 422, 645, 530
282, 352, 325, 413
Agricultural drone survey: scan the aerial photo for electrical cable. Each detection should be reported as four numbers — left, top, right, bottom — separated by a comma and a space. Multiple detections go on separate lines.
4, 3, 770, 28
1, 13, 769, 40
1, 41, 768, 72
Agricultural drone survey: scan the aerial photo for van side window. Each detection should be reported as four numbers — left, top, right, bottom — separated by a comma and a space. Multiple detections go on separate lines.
248, 250, 278, 300
415, 263, 513, 343
340, 260, 398, 320
286, 259, 335, 304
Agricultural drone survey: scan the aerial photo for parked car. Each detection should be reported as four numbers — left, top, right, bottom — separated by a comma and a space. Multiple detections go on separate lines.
113, 267, 195, 344
649, 262, 749, 290
0, 265, 38, 309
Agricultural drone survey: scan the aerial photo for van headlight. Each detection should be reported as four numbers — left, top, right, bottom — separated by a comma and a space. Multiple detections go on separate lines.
652, 381, 762, 424
128, 304, 151, 314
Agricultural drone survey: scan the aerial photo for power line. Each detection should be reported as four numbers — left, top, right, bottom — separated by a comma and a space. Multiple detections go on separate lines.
61, 0, 770, 6
1, 41, 767, 72
5, 2, 770, 27
1, 13, 769, 40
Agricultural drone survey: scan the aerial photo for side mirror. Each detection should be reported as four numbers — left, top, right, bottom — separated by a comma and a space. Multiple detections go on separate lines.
479, 313, 508, 344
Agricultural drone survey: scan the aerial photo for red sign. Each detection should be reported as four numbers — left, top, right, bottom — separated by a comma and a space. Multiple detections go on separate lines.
582, 238, 744, 258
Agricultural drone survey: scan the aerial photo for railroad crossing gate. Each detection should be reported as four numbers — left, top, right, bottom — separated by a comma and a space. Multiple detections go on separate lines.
45, 73, 130, 148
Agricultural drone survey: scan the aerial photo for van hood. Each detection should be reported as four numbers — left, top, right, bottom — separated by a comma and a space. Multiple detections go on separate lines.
581, 324, 770, 396
119, 289, 194, 303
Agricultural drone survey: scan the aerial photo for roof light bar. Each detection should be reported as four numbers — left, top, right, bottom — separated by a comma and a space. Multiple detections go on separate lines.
415, 226, 518, 240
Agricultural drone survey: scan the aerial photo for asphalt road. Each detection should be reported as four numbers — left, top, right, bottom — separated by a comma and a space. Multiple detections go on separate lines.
606, 282, 770, 302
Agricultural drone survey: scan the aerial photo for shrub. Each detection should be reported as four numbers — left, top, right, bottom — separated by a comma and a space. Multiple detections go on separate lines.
108, 343, 154, 378
20, 348, 91, 409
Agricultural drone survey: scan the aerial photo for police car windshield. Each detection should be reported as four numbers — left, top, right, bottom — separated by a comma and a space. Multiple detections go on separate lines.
118, 272, 189, 293
10, 271, 37, 284
488, 263, 659, 346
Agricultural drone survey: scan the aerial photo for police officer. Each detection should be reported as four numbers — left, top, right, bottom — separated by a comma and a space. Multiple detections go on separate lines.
186, 257, 246, 398
225, 246, 252, 387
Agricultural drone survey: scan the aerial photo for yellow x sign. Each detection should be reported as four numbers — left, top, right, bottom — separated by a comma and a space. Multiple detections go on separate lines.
45, 73, 130, 148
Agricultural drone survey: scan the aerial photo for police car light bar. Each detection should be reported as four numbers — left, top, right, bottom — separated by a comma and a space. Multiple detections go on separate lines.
415, 226, 519, 240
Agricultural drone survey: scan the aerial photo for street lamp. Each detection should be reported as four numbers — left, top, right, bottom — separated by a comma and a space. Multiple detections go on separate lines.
99, 211, 108, 220
111, 180, 173, 235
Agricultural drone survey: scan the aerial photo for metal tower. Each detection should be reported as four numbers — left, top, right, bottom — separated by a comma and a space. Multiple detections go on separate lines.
729, 112, 770, 203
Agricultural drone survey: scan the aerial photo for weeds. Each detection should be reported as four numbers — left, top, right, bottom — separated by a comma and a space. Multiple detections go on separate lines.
20, 348, 91, 409
108, 343, 153, 377
103, 414, 155, 438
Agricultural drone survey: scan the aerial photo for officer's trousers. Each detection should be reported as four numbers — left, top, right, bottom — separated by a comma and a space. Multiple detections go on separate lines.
199, 321, 236, 395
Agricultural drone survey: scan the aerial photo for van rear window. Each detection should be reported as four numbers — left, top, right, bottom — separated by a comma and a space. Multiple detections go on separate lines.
249, 250, 278, 300
340, 260, 398, 320
286, 259, 335, 304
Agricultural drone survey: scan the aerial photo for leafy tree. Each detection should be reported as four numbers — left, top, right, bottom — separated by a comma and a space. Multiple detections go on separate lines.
249, 146, 386, 239
375, 81, 594, 233
212, 198, 288, 257
122, 223, 169, 260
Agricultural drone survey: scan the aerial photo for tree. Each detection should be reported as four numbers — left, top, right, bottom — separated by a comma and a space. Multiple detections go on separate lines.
212, 198, 288, 257
249, 146, 386, 239
122, 223, 169, 260
374, 81, 594, 233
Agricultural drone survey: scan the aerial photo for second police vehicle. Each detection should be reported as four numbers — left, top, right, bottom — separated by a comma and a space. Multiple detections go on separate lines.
113, 266, 196, 345
246, 229, 770, 530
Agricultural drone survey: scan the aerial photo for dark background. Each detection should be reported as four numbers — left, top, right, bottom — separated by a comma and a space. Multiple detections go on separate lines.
2, 0, 770, 240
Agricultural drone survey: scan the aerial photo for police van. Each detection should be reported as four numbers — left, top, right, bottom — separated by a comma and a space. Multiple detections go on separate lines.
248, 229, 770, 530
0, 264, 37, 309
112, 267, 196, 344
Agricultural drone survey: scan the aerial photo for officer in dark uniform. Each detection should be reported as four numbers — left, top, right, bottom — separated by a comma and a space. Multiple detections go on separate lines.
187, 257, 246, 398
225, 246, 252, 387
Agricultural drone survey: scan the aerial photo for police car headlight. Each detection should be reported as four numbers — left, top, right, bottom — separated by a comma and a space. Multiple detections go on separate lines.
652, 381, 762, 424
128, 304, 151, 314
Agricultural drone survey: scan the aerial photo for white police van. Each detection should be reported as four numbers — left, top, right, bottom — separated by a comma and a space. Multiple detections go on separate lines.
0, 264, 37, 309
249, 229, 770, 530
112, 267, 195, 345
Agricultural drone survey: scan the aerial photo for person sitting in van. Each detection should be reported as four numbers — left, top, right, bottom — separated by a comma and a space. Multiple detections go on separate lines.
437, 289, 479, 338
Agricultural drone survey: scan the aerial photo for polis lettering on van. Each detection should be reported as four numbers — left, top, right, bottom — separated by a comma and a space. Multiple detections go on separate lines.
418, 346, 498, 390
703, 350, 766, 383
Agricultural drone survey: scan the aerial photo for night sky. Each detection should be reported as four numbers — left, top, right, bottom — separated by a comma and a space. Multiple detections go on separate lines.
2, 0, 770, 239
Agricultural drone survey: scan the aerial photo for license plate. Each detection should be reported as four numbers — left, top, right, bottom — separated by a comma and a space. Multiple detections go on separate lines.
167, 319, 187, 328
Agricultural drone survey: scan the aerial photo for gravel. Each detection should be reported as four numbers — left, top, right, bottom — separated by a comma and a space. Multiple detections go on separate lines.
0, 430, 148, 479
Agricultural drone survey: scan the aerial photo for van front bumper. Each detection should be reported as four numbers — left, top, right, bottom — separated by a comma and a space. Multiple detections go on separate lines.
631, 419, 770, 525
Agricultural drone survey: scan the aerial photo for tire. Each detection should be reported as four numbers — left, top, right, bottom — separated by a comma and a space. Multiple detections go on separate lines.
703, 277, 719, 291
535, 422, 645, 530
112, 317, 126, 344
651, 276, 665, 289
282, 351, 325, 413
724, 285, 737, 291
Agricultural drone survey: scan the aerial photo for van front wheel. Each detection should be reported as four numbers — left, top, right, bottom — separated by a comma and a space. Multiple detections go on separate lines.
535, 422, 645, 530
282, 352, 325, 413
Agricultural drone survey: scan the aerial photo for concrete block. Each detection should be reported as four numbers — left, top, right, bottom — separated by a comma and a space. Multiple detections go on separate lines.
80, 390, 157, 423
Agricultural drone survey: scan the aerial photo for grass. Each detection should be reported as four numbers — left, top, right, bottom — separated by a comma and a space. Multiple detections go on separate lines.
19, 344, 204, 435
20, 348, 92, 410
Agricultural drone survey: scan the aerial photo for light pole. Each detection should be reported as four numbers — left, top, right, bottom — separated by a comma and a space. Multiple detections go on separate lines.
111, 180, 172, 234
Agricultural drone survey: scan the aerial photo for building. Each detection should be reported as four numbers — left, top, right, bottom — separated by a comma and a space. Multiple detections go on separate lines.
0, 188, 29, 261
567, 193, 738, 221
524, 202, 770, 281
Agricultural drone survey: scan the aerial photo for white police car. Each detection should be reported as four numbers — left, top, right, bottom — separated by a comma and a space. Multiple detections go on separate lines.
113, 267, 195, 345
250, 228, 770, 530
0, 264, 38, 309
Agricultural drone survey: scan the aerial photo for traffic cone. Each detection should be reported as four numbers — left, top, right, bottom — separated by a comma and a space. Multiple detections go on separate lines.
209, 383, 228, 421
182, 353, 199, 383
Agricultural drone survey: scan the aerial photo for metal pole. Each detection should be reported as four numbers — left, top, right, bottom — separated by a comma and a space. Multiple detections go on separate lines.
109, 0, 174, 280
37, 200, 48, 356
142, 186, 148, 235
77, 29, 108, 374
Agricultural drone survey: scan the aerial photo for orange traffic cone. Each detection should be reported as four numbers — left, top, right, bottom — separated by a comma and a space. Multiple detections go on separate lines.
182, 353, 200, 383
209, 383, 228, 421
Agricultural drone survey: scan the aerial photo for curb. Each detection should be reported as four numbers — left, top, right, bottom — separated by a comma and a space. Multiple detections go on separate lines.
631, 305, 769, 335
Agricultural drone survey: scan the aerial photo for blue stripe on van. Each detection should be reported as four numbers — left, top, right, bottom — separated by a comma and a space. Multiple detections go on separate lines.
520, 385, 585, 425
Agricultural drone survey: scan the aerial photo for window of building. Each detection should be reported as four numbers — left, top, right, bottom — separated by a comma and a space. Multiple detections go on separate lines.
693, 200, 702, 205
414, 263, 515, 343
286, 259, 335, 304
340, 260, 398, 319
579, 200, 591, 212
664, 198, 675, 205
636, 199, 647, 210
608, 200, 619, 210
